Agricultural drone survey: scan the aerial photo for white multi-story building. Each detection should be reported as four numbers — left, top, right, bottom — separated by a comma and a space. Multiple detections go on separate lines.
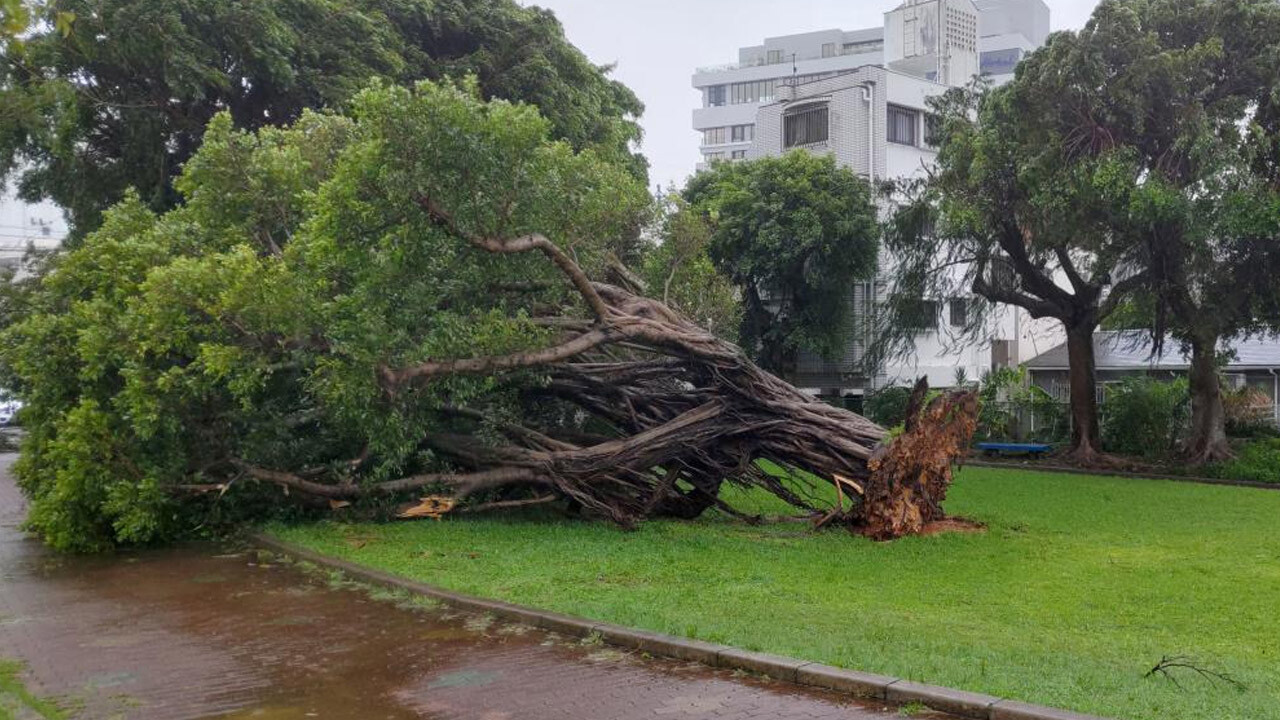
691, 0, 1058, 398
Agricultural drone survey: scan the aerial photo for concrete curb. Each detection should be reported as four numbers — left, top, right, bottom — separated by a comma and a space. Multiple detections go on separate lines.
250, 532, 1111, 720
965, 460, 1279, 491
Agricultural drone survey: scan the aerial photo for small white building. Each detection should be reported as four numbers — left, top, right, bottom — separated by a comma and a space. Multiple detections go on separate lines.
690, 0, 1059, 398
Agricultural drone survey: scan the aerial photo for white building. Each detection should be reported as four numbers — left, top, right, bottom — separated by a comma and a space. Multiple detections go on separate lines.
692, 0, 1048, 165
690, 0, 1058, 398
0, 190, 66, 271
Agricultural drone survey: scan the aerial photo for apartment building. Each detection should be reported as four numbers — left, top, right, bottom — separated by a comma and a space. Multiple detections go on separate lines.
690, 0, 1057, 398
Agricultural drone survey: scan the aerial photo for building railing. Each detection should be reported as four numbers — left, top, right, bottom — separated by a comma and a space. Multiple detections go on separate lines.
695, 59, 777, 74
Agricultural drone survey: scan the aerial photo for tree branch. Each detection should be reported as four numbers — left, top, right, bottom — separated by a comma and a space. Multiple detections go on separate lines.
972, 274, 1064, 320
233, 459, 548, 499
381, 328, 621, 386
233, 460, 361, 499
1054, 246, 1090, 295
1098, 269, 1150, 320
418, 195, 612, 321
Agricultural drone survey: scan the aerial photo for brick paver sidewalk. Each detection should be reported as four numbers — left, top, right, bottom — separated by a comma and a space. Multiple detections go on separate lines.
0, 455, 944, 720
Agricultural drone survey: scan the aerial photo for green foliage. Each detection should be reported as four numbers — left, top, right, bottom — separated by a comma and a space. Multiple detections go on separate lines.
640, 194, 739, 342
682, 152, 879, 373
0, 0, 646, 239
879, 0, 1280, 453
3, 80, 649, 551
1206, 438, 1280, 484
975, 367, 1067, 444
0, 0, 28, 38
865, 385, 913, 428
1100, 377, 1190, 459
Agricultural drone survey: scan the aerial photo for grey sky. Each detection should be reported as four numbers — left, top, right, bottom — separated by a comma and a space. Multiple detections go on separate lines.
521, 0, 1103, 191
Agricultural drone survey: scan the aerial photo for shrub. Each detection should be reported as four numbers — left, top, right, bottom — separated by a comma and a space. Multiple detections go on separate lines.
865, 386, 913, 427
1101, 376, 1190, 459
975, 367, 1068, 443
1205, 438, 1280, 483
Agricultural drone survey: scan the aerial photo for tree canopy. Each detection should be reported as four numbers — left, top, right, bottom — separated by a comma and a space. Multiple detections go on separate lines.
880, 76, 1146, 460
683, 152, 879, 375
0, 0, 646, 239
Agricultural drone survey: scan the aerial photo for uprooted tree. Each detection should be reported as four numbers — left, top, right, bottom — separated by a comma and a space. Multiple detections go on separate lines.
3, 81, 976, 552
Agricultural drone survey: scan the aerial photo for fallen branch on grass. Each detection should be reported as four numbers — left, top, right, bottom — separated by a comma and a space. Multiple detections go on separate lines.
1145, 655, 1246, 691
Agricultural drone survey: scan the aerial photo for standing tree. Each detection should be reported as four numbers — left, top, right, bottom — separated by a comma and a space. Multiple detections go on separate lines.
682, 152, 880, 376
5, 82, 975, 552
1002, 0, 1280, 462
0, 0, 646, 240
881, 80, 1148, 463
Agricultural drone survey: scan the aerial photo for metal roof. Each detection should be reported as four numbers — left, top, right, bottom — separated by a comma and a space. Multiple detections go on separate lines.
1025, 330, 1280, 371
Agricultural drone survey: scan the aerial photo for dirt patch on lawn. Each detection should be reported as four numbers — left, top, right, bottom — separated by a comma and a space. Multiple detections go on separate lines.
919, 517, 986, 536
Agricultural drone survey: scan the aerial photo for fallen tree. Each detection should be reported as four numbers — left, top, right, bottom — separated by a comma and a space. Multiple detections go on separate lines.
236, 196, 979, 538
5, 81, 976, 550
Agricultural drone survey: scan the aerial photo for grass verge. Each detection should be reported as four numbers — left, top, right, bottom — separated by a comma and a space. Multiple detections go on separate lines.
0, 660, 67, 720
269, 466, 1280, 720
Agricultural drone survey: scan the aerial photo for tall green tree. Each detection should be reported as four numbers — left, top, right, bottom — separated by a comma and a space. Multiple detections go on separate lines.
0, 0, 646, 240
683, 152, 879, 376
1013, 0, 1280, 462
880, 80, 1147, 462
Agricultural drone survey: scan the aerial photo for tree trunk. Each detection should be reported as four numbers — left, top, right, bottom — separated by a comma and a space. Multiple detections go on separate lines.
1185, 334, 1232, 464
1063, 321, 1104, 462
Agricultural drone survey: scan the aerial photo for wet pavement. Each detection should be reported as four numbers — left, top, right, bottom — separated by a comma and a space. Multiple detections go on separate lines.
0, 455, 946, 720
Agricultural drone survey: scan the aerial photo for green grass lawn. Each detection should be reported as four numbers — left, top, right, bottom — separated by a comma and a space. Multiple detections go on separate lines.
269, 467, 1280, 720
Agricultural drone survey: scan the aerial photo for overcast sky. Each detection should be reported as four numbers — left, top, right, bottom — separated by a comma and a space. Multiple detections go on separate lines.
521, 0, 1103, 191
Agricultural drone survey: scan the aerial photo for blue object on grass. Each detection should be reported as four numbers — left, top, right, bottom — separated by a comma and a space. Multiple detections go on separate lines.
977, 442, 1052, 457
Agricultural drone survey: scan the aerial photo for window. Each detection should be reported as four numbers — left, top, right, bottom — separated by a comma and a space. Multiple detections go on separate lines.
887, 105, 919, 146
924, 113, 944, 147
729, 79, 776, 104
906, 299, 939, 331
702, 127, 727, 146
767, 49, 784, 64
731, 124, 755, 143
949, 298, 969, 327
731, 150, 747, 160
989, 257, 1016, 291
706, 85, 726, 107
704, 151, 726, 162
783, 104, 829, 148
822, 42, 836, 58
843, 40, 883, 55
